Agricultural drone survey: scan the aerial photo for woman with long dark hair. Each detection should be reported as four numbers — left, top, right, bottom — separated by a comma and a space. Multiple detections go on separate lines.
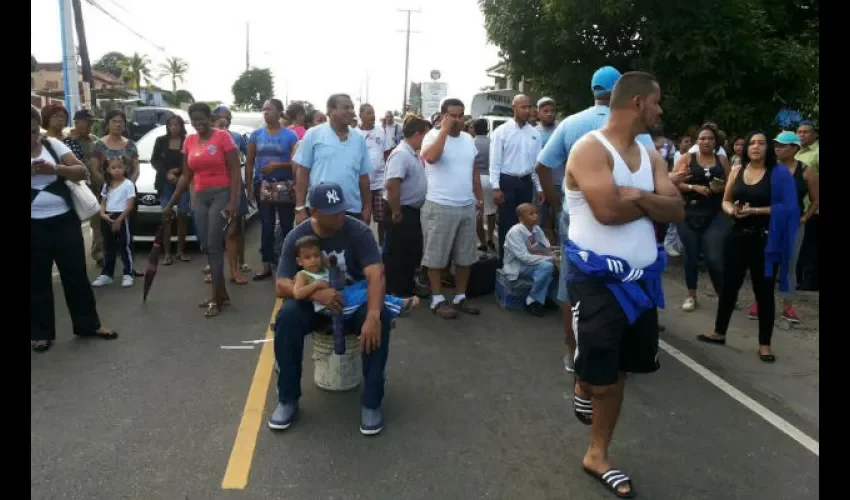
151, 115, 191, 264
31, 107, 117, 352
246, 98, 299, 281
163, 103, 242, 317
698, 131, 800, 362
672, 124, 730, 312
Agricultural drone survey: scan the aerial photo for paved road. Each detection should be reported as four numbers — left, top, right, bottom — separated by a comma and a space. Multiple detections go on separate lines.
31, 224, 819, 499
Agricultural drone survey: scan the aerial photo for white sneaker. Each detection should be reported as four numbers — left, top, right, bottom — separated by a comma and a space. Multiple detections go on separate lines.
91, 275, 113, 287
682, 297, 696, 312
564, 353, 575, 373
121, 275, 134, 288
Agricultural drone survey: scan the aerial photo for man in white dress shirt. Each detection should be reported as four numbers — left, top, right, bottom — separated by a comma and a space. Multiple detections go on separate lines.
356, 103, 394, 244
489, 94, 544, 265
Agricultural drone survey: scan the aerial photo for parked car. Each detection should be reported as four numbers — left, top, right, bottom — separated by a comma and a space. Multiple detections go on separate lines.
132, 123, 258, 244
127, 107, 191, 142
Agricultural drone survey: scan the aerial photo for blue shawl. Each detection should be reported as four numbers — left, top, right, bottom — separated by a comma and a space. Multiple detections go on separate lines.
566, 241, 667, 324
764, 165, 800, 292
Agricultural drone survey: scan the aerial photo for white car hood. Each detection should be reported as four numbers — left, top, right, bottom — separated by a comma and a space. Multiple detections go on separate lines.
136, 161, 157, 195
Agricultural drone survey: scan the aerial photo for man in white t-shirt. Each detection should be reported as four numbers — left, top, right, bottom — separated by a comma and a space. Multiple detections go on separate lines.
356, 103, 394, 243
420, 98, 485, 319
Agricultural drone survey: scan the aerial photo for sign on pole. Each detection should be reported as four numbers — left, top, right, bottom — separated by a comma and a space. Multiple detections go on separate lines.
421, 82, 447, 118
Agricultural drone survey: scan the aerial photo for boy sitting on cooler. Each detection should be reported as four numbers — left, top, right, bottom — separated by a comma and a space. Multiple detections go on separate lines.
501, 203, 558, 317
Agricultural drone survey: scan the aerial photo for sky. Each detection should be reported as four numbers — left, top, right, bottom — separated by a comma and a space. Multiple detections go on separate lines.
31, 0, 502, 115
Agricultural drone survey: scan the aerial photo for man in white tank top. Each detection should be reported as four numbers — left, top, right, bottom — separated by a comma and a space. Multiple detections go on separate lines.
564, 72, 684, 498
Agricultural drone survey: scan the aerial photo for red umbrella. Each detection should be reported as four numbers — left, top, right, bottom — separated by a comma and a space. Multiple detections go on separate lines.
143, 225, 165, 302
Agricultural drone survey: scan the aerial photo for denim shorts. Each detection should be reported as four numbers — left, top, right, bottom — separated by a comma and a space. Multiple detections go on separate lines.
557, 210, 571, 304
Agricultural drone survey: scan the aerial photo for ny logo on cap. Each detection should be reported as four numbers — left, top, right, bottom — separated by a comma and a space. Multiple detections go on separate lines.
326, 189, 341, 205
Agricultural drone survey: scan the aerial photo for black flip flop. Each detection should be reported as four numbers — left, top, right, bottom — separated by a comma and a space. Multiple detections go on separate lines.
584, 467, 637, 499
31, 340, 52, 353
574, 393, 593, 425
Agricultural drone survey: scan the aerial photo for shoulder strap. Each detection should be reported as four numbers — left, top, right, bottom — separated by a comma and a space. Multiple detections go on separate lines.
41, 138, 61, 164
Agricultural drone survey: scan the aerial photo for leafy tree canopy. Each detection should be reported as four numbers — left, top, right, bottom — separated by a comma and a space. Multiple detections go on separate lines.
231, 68, 275, 111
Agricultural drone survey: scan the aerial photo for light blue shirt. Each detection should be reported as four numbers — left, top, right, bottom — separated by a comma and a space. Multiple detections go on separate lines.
293, 123, 372, 213
537, 122, 561, 188
537, 105, 655, 213
248, 126, 299, 183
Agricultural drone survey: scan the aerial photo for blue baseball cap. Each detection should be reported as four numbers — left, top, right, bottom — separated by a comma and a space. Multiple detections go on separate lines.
212, 105, 232, 117
308, 183, 347, 215
774, 131, 801, 147
591, 66, 621, 96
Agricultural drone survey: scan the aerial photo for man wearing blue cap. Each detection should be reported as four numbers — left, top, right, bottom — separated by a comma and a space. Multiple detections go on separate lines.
534, 66, 656, 374
270, 182, 391, 436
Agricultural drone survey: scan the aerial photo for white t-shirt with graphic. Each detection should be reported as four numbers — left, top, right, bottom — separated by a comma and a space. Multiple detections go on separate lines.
356, 126, 393, 191
101, 178, 136, 213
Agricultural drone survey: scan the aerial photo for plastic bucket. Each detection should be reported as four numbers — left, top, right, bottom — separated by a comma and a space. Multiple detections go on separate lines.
311, 332, 362, 392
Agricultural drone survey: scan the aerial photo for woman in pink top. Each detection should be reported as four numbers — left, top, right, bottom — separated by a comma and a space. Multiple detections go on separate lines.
286, 102, 307, 140
163, 103, 242, 317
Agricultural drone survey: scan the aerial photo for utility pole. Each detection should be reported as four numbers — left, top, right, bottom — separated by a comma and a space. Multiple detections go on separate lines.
245, 22, 250, 72
71, 0, 95, 111
397, 8, 420, 114
58, 0, 81, 121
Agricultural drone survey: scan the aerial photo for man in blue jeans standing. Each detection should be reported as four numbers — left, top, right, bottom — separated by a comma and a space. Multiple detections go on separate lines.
269, 182, 391, 436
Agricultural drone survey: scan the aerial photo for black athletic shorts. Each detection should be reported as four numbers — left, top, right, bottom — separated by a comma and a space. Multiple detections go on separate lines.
568, 278, 660, 386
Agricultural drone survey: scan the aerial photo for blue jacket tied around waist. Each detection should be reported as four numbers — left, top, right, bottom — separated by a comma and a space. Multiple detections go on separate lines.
566, 241, 667, 324
764, 165, 800, 293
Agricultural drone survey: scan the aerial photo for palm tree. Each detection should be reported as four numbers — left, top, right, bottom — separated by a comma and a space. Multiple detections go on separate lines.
118, 52, 152, 95
159, 57, 189, 95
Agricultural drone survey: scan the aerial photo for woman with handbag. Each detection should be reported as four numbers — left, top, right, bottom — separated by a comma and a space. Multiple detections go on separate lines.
672, 124, 730, 312
246, 98, 300, 281
31, 106, 117, 353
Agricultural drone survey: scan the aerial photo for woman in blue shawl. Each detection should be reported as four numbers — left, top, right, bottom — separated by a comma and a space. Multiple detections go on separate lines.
697, 130, 799, 363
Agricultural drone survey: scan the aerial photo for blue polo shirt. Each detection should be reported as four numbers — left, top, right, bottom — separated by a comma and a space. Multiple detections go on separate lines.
293, 123, 372, 214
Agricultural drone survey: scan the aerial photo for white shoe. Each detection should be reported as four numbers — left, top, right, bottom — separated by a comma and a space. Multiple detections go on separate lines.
564, 353, 575, 373
121, 275, 134, 288
91, 275, 113, 287
682, 297, 696, 312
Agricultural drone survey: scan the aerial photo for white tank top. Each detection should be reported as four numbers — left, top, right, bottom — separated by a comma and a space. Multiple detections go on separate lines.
566, 130, 658, 269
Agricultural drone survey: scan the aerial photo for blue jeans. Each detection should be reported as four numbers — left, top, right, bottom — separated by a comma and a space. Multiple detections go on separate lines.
274, 300, 392, 409
518, 260, 555, 305
676, 213, 726, 293
557, 210, 571, 303
256, 184, 295, 265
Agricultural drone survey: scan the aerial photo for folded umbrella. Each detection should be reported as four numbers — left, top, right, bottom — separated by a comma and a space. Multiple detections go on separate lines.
143, 225, 165, 303
327, 255, 346, 354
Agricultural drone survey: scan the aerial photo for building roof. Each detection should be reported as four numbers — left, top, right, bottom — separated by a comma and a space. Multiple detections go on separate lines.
35, 62, 124, 86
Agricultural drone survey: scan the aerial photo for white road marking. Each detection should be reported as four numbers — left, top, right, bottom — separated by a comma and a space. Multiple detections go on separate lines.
659, 339, 819, 456
241, 339, 273, 344
221, 345, 255, 350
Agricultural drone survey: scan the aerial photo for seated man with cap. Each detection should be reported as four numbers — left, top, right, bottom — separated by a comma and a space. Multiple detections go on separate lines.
270, 182, 391, 436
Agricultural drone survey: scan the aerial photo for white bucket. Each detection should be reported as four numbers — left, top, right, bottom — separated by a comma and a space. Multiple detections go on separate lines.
311, 332, 362, 392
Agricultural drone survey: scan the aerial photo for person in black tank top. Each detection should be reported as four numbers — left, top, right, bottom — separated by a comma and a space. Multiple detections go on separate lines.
754, 132, 818, 323
698, 131, 786, 362
151, 116, 191, 265
671, 124, 730, 312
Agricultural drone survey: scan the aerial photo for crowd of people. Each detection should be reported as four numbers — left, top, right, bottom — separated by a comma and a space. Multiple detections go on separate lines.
31, 61, 818, 499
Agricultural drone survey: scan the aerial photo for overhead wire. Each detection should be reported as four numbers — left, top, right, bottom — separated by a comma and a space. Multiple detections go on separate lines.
83, 0, 168, 54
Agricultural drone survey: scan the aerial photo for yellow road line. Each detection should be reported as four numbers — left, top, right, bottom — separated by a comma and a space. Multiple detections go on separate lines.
221, 297, 282, 490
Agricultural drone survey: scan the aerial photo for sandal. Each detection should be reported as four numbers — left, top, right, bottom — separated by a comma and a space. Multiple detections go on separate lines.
583, 467, 636, 499
204, 301, 221, 318
759, 353, 776, 363
31, 340, 52, 353
574, 393, 593, 425
204, 275, 212, 284
176, 253, 191, 262
163, 255, 174, 266
77, 329, 118, 340
696, 333, 726, 345
253, 269, 273, 281
240, 263, 252, 273
230, 276, 249, 285
202, 265, 211, 275
199, 298, 230, 308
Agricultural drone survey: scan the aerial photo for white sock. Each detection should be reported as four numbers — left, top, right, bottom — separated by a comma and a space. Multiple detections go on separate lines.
431, 294, 446, 309
526, 296, 536, 306
453, 293, 466, 304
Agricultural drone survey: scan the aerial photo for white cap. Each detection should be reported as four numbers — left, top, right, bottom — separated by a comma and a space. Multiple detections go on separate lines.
537, 97, 556, 108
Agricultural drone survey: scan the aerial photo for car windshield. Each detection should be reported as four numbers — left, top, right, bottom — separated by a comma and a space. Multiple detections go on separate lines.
136, 124, 196, 162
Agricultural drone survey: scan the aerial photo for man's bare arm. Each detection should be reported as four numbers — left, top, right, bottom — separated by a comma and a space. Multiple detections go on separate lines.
536, 163, 561, 212
567, 137, 644, 225
633, 151, 685, 224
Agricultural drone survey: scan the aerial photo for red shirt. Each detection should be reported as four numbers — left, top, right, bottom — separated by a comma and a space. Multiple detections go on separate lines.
184, 129, 236, 192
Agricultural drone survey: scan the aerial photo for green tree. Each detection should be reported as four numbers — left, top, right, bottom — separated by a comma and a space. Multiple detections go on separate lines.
175, 89, 196, 105
480, 0, 819, 136
93, 51, 129, 79
159, 57, 189, 96
231, 68, 274, 111
118, 52, 152, 93
31, 54, 38, 73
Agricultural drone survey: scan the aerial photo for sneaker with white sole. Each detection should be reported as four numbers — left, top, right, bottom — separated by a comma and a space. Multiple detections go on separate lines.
91, 275, 113, 287
564, 353, 575, 373
121, 275, 134, 288
360, 407, 384, 436
682, 297, 696, 312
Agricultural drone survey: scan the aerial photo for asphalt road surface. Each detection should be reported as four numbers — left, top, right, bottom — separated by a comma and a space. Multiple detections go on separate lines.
31, 223, 819, 499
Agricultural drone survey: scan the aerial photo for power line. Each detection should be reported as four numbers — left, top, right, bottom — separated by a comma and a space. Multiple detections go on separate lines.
83, 0, 168, 54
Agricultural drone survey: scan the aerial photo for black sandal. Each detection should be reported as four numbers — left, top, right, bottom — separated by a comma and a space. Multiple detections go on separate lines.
584, 467, 636, 499
252, 269, 273, 281
77, 330, 118, 340
759, 353, 776, 363
574, 393, 593, 425
31, 340, 52, 353
696, 334, 726, 345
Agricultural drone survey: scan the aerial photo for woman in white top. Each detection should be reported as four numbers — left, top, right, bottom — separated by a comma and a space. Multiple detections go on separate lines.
31, 106, 117, 353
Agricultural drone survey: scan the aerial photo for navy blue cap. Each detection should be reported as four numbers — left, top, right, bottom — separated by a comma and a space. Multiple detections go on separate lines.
308, 183, 347, 215
73, 109, 94, 121
212, 105, 232, 117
